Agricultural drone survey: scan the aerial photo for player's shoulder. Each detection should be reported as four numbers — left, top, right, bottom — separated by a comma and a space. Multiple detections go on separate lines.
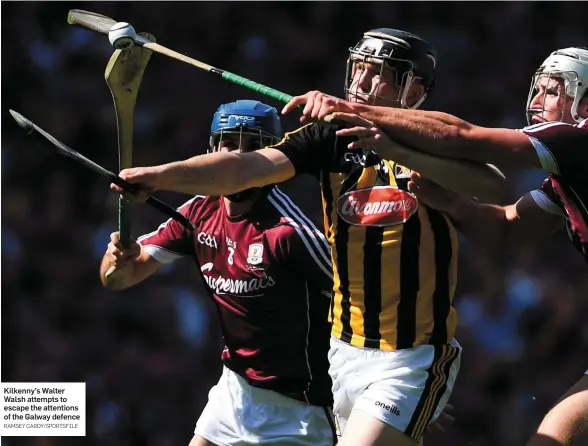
178, 194, 206, 210
179, 194, 220, 219
278, 121, 335, 145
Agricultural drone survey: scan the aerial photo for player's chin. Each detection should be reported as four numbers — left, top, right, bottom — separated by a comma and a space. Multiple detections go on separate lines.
531, 114, 546, 124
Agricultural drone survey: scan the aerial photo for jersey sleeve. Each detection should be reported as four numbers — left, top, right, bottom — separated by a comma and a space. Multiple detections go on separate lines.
266, 122, 337, 177
529, 177, 567, 217
522, 120, 588, 177
271, 187, 333, 295
137, 196, 203, 263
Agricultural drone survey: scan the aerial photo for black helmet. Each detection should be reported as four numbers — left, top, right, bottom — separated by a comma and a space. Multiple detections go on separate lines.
345, 28, 437, 108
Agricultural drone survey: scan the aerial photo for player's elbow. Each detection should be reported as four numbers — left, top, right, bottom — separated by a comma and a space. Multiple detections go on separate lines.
501, 204, 529, 247
100, 274, 130, 292
99, 264, 133, 291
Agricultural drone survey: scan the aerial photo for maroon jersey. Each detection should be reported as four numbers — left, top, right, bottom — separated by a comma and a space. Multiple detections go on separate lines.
524, 119, 588, 260
137, 186, 334, 407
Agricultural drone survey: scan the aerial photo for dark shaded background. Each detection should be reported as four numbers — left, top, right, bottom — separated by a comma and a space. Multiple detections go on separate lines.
2, 2, 588, 445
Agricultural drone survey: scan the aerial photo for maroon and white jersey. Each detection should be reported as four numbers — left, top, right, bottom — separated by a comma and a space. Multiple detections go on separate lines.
137, 186, 334, 407
524, 118, 588, 260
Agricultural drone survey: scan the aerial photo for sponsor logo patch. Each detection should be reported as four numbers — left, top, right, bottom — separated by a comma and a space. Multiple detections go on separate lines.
247, 243, 264, 265
200, 262, 276, 296
337, 186, 418, 227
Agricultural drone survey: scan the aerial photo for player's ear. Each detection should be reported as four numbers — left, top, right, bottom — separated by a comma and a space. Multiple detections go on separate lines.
578, 93, 588, 119
406, 81, 425, 107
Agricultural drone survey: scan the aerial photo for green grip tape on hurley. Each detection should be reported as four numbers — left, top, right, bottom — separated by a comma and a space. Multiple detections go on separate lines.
222, 72, 295, 105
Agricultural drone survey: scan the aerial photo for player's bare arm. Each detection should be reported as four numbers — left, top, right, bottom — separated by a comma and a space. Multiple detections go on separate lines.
99, 231, 164, 290
111, 149, 295, 198
282, 90, 541, 169
408, 173, 563, 253
526, 374, 588, 446
326, 113, 506, 202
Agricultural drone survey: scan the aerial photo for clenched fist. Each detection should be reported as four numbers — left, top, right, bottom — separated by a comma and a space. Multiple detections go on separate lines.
110, 167, 158, 202
105, 231, 141, 270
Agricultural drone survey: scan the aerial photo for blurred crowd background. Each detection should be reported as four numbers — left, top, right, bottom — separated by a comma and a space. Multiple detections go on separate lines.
2, 2, 588, 445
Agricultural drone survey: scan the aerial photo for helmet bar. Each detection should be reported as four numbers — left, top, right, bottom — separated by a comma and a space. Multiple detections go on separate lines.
344, 29, 436, 109
525, 47, 588, 125
345, 52, 425, 109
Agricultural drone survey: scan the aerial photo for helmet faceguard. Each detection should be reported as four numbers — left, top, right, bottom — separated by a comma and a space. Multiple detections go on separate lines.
208, 100, 282, 202
526, 47, 588, 125
344, 28, 437, 109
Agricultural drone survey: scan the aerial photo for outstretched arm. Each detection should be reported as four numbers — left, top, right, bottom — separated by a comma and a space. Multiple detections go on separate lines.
322, 113, 506, 203
113, 122, 332, 199
407, 173, 563, 254
340, 106, 541, 169
113, 148, 295, 197
282, 91, 541, 170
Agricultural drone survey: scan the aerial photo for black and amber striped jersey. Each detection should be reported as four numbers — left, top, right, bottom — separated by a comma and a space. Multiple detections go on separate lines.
270, 122, 459, 351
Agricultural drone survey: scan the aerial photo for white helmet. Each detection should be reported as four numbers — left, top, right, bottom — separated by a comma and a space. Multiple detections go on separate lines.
526, 46, 588, 125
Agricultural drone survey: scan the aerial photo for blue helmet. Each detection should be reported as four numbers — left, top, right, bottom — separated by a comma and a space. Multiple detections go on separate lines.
209, 100, 282, 152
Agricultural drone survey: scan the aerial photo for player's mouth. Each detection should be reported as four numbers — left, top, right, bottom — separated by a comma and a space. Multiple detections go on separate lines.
531, 114, 545, 124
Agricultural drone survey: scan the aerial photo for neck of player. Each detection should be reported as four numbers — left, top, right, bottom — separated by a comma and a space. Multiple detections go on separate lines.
223, 197, 254, 218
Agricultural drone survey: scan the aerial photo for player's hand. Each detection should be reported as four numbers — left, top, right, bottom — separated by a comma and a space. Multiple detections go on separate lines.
105, 231, 141, 270
328, 113, 395, 152
281, 90, 358, 123
408, 173, 469, 218
110, 167, 158, 202
426, 403, 455, 433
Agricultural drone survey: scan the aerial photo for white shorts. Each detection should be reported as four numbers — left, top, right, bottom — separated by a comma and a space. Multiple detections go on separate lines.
194, 366, 337, 446
328, 336, 462, 442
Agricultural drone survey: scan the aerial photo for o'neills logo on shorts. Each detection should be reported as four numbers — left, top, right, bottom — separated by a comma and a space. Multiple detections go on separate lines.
375, 401, 401, 416
337, 186, 418, 227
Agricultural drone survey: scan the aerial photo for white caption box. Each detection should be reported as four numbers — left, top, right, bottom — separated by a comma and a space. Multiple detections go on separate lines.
0, 382, 86, 436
